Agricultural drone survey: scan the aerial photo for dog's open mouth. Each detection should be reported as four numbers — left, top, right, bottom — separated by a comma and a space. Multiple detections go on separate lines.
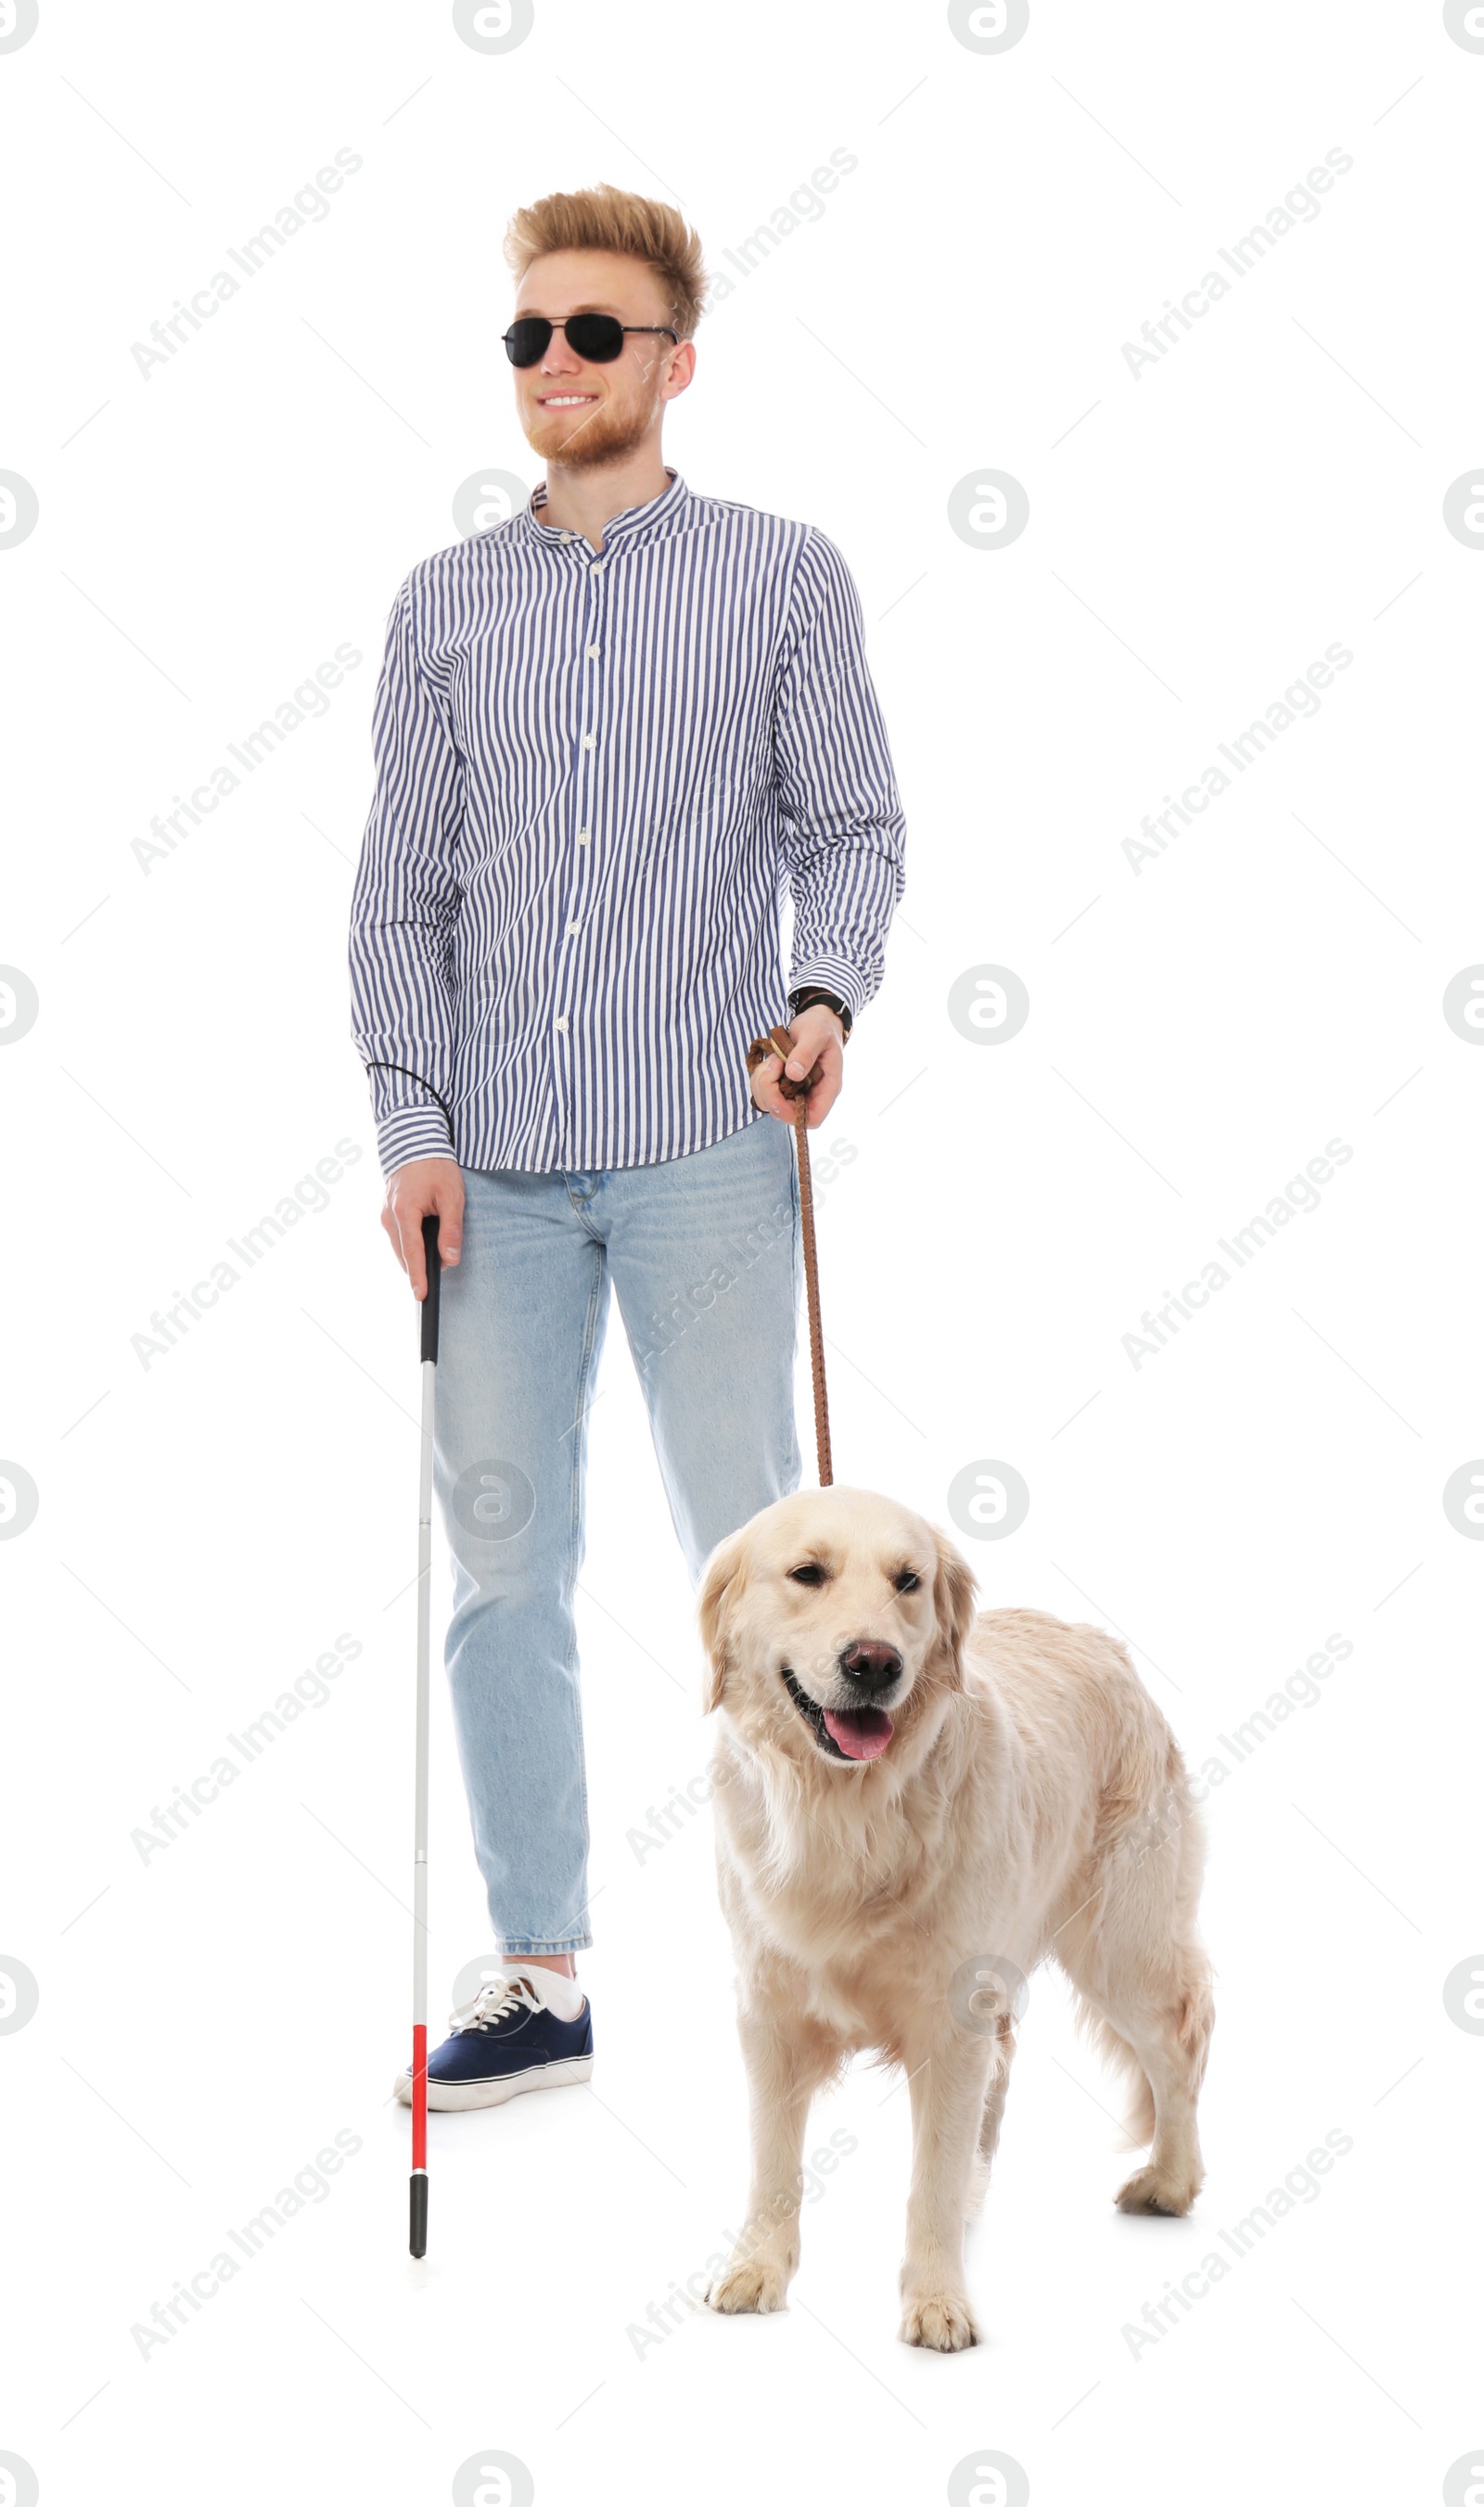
781, 1666, 895, 1762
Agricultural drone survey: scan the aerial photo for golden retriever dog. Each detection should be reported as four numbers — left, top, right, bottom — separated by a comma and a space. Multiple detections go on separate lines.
697, 1486, 1214, 2352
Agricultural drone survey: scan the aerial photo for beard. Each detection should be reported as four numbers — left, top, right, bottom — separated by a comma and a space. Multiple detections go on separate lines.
523, 375, 664, 473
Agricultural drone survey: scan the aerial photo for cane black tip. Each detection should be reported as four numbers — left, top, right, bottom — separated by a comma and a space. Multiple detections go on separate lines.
409, 2170, 429, 2257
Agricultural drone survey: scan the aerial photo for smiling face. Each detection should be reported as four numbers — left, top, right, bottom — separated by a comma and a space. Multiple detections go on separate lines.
510, 248, 695, 473
698, 1489, 979, 1776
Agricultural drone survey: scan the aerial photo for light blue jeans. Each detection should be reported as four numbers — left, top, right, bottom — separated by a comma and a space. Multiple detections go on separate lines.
432, 1111, 802, 1953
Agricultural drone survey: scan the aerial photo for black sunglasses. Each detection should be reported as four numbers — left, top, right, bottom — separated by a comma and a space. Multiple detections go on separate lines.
503, 313, 678, 368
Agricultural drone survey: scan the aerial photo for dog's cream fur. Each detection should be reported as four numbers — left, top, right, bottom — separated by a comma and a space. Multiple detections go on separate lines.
697, 1486, 1214, 2351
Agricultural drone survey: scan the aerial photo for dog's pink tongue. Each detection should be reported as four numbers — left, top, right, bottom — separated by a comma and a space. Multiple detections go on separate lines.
823, 1706, 895, 1761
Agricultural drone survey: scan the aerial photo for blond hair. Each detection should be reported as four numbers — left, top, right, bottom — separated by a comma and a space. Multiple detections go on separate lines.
503, 183, 709, 339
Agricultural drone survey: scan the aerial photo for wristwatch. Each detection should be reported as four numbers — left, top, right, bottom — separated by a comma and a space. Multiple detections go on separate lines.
787, 985, 853, 1041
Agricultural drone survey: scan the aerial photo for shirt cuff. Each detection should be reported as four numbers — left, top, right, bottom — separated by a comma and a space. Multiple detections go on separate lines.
787, 958, 868, 1021
377, 1104, 459, 1178
788, 986, 852, 1040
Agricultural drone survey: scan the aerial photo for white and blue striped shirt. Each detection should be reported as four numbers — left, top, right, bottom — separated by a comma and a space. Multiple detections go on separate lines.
348, 467, 906, 1176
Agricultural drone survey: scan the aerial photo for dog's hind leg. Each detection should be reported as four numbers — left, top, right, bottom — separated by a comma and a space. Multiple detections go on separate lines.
1101, 1942, 1213, 2216
1058, 1780, 1215, 2216
707, 1990, 844, 2317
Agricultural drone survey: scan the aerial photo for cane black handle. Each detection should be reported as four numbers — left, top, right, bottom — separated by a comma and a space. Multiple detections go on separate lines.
420, 1214, 441, 1362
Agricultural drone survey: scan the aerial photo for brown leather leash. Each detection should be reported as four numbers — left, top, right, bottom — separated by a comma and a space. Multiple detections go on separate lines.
745, 1024, 832, 1488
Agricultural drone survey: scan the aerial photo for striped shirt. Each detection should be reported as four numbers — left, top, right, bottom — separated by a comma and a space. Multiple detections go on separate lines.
348, 466, 906, 1176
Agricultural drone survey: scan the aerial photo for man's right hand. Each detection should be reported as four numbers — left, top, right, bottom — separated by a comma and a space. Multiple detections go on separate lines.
381, 1157, 465, 1300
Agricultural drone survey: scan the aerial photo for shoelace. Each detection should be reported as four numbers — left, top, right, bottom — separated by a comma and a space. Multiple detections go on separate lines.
448, 1974, 545, 2034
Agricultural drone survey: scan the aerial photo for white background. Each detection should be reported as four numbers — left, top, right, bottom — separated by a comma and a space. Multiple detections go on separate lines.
2, 2, 1481, 2501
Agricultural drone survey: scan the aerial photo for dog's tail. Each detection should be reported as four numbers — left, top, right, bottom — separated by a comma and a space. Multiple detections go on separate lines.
1070, 1939, 1215, 2150
1063, 1729, 1217, 2152
1073, 2005, 1158, 2149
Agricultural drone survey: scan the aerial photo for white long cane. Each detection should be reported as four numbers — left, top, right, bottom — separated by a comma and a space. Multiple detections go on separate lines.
408, 1211, 441, 2256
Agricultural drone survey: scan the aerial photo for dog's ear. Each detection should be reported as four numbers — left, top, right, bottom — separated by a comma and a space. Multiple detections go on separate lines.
697, 1527, 747, 1714
929, 1525, 978, 1690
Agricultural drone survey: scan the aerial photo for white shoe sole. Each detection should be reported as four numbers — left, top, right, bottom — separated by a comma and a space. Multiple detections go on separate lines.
391, 2053, 594, 2112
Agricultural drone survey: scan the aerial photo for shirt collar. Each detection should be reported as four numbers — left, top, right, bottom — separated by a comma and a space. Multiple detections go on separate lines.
524, 465, 689, 554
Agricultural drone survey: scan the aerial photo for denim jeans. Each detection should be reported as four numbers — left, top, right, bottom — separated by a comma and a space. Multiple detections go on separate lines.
432, 1111, 802, 1953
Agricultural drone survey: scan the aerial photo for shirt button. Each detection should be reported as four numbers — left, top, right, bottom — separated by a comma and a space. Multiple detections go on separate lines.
566, 921, 581, 936
593, 558, 606, 572
577, 829, 591, 845
560, 531, 575, 543
554, 1015, 569, 1033
586, 645, 600, 659
582, 734, 595, 749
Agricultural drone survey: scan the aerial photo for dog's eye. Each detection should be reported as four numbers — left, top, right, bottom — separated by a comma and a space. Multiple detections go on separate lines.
894, 1571, 921, 1593
788, 1563, 826, 1587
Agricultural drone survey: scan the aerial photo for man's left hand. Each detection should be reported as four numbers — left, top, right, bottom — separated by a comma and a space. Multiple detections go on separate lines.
748, 1004, 845, 1131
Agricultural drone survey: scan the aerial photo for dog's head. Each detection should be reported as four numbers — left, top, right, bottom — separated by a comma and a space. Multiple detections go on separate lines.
697, 1487, 978, 1777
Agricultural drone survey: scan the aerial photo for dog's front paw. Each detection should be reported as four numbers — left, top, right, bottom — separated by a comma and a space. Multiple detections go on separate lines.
1114, 2162, 1200, 2217
899, 2288, 979, 2351
707, 2251, 793, 2315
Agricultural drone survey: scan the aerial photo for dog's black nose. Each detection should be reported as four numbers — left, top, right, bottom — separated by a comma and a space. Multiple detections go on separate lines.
838, 1641, 902, 1695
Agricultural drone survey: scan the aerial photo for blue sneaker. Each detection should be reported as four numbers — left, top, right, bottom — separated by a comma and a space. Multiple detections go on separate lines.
393, 1963, 594, 2112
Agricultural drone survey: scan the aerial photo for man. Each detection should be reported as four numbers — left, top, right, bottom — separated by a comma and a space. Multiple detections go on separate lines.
348, 182, 905, 2111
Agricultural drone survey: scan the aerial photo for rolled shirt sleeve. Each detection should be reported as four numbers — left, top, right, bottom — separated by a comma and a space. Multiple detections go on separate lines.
348, 575, 467, 1175
773, 528, 906, 1023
